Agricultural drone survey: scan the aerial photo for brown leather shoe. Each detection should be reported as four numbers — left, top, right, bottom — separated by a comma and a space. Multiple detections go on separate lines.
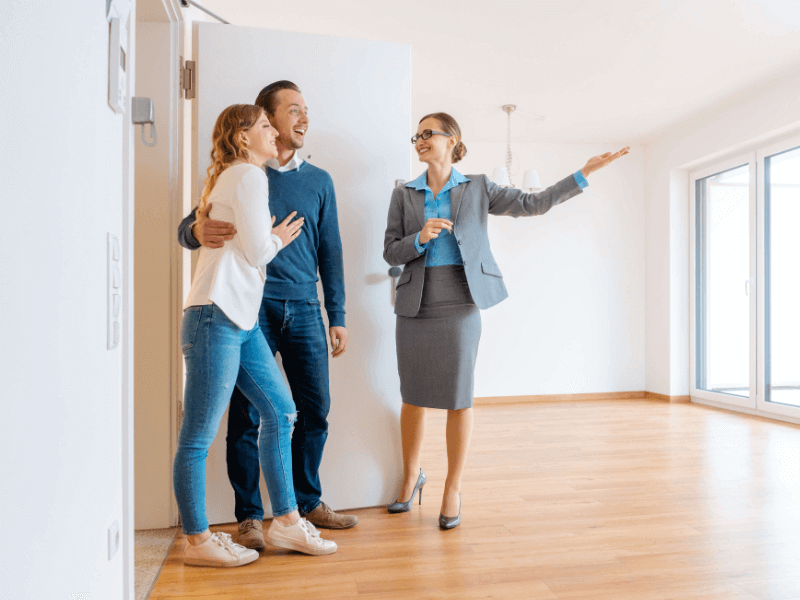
304, 502, 359, 529
236, 518, 266, 550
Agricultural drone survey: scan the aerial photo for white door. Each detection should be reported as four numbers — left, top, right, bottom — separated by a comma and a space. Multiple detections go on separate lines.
191, 23, 411, 524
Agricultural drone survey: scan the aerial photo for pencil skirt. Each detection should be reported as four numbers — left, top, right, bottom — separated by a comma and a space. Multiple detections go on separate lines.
396, 265, 481, 410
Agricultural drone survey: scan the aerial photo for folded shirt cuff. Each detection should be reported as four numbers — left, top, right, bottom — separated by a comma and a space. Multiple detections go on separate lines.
182, 226, 202, 250
573, 170, 589, 189
414, 232, 427, 254
327, 311, 346, 328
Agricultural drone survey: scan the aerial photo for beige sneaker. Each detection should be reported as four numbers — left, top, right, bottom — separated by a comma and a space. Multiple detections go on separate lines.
267, 517, 337, 556
304, 502, 359, 529
184, 532, 259, 568
237, 519, 266, 550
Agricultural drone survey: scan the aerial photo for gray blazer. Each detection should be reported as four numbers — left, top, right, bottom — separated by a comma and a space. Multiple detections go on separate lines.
383, 173, 582, 317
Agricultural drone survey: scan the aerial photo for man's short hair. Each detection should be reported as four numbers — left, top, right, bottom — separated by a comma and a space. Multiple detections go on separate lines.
255, 80, 301, 115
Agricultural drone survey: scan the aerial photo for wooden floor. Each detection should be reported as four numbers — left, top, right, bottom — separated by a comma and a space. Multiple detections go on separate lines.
149, 400, 800, 600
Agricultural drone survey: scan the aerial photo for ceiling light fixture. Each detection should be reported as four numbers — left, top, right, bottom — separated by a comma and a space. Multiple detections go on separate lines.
492, 104, 544, 192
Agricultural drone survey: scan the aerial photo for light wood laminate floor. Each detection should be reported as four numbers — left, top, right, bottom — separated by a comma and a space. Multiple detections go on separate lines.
150, 400, 800, 599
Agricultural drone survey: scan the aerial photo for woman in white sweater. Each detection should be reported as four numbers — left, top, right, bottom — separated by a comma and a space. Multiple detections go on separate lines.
174, 104, 337, 568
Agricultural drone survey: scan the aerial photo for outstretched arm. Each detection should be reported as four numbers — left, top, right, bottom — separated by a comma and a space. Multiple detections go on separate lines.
486, 174, 582, 217
580, 147, 630, 178
487, 146, 630, 217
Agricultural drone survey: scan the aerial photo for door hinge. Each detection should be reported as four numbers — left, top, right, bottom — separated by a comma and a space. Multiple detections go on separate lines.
180, 59, 196, 99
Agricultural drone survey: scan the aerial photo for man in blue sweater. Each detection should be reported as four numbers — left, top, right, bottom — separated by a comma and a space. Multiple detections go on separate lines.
177, 81, 357, 549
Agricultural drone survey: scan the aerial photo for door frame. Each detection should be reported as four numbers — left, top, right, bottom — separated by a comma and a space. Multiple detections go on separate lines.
125, 0, 187, 597
688, 150, 757, 410
122, 5, 136, 597
165, 0, 187, 530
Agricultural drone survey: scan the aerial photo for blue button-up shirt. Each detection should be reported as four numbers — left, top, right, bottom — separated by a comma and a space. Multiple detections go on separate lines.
408, 168, 470, 266
408, 168, 589, 267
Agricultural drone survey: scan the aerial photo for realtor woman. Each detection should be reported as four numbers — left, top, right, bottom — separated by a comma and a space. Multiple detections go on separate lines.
383, 111, 628, 529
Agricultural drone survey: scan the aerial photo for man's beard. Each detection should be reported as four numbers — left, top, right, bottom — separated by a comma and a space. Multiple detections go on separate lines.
279, 133, 304, 150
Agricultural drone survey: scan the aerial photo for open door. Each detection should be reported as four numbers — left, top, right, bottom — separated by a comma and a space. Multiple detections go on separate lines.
190, 23, 411, 524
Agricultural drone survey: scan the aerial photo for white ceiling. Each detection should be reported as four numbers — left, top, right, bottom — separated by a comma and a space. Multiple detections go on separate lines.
164, 0, 800, 144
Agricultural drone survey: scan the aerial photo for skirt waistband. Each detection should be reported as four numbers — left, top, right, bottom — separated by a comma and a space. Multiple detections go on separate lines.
423, 264, 467, 280
421, 265, 474, 308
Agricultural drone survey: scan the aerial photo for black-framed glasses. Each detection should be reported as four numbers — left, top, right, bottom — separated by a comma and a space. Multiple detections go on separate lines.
411, 129, 451, 144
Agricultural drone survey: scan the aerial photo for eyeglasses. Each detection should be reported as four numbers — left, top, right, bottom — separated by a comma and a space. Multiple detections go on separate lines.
411, 130, 451, 144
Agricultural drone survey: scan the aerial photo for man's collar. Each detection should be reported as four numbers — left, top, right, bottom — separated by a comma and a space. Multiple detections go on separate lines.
266, 151, 303, 172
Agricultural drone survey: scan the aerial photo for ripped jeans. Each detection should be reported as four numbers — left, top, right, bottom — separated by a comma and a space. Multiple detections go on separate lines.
174, 304, 298, 534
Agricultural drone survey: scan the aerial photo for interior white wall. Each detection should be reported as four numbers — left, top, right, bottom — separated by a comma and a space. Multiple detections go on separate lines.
0, 2, 133, 599
644, 66, 800, 396
410, 142, 646, 396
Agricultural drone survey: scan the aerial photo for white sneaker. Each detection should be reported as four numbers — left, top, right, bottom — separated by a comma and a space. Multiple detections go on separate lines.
267, 517, 338, 556
184, 532, 259, 567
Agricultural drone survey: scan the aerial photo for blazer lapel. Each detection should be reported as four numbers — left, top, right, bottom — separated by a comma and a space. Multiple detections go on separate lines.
450, 181, 467, 225
409, 187, 426, 230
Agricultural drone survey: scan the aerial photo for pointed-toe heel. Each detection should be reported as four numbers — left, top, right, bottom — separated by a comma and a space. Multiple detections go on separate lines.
438, 493, 461, 530
387, 469, 426, 514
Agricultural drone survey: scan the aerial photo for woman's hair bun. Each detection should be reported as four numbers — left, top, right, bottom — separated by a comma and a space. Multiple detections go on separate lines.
452, 141, 467, 164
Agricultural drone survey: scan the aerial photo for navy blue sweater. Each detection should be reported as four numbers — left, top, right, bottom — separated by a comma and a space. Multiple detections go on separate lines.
178, 161, 346, 327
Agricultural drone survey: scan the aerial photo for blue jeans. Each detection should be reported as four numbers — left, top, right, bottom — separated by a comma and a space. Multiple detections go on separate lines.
227, 297, 331, 519
174, 304, 298, 535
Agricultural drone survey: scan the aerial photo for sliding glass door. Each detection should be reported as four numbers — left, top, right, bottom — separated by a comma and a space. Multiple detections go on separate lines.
691, 153, 756, 409
757, 137, 800, 418
692, 134, 800, 421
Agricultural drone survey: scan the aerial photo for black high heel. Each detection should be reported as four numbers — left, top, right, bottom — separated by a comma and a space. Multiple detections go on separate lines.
388, 469, 426, 513
438, 493, 461, 530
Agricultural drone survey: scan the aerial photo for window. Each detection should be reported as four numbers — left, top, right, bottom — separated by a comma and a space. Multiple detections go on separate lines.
691, 133, 800, 420
695, 163, 751, 398
762, 143, 800, 410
